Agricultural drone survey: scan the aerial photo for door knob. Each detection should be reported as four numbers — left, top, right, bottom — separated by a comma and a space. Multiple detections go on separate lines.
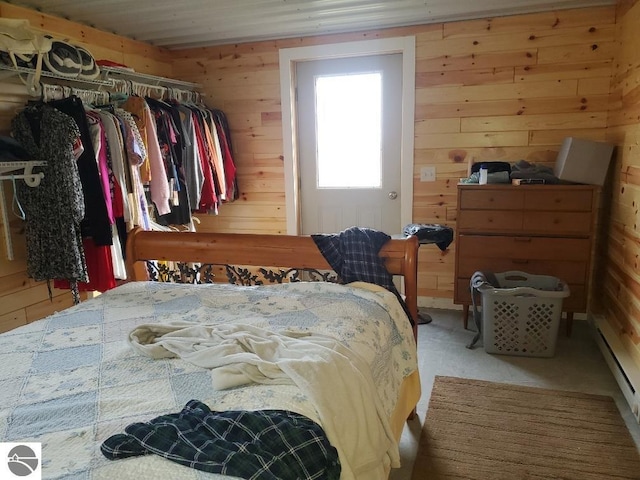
388, 191, 398, 200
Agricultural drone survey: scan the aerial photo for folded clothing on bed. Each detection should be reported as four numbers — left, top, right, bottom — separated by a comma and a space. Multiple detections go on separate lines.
102, 400, 340, 480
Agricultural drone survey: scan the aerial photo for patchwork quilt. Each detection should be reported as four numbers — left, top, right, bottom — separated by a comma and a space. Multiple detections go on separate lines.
0, 280, 417, 479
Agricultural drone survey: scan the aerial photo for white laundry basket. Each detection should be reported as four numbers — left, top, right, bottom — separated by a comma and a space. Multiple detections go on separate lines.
478, 271, 570, 357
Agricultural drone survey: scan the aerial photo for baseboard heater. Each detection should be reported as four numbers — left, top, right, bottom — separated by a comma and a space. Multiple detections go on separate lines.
590, 313, 640, 424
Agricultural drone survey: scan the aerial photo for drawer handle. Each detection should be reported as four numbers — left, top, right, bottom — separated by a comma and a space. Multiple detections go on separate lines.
513, 237, 532, 242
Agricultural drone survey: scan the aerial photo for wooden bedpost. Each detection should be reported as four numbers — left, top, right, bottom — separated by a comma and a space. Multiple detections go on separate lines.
125, 227, 149, 281
402, 234, 419, 342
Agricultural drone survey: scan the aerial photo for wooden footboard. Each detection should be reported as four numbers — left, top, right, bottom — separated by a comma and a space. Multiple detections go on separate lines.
124, 227, 419, 339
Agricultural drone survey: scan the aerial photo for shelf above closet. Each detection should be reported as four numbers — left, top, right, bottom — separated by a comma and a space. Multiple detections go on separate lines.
0, 63, 201, 93
0, 63, 115, 87
100, 66, 201, 89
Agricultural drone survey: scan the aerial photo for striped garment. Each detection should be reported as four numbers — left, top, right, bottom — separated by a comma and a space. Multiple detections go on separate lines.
101, 400, 340, 480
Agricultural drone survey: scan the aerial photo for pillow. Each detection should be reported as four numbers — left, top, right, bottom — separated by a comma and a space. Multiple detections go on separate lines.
42, 37, 82, 78
76, 45, 100, 80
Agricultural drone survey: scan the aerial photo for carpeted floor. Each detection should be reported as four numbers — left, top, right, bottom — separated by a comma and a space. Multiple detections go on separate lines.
411, 375, 640, 480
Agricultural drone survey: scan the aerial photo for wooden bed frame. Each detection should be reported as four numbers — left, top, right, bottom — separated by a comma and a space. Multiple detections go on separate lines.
125, 227, 420, 340
125, 227, 421, 452
124, 227, 422, 427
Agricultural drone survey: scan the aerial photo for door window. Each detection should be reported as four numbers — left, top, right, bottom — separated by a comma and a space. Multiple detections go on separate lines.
315, 73, 382, 189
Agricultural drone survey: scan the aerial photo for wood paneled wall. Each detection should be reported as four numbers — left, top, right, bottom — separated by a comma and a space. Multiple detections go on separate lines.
0, 3, 630, 337
172, 5, 616, 303
0, 3, 172, 331
601, 0, 640, 373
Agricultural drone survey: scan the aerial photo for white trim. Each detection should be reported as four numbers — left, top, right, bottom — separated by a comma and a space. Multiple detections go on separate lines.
590, 313, 640, 424
279, 37, 416, 235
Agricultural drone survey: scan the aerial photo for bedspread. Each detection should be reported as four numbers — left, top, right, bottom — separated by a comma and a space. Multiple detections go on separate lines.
0, 280, 417, 479
129, 322, 399, 479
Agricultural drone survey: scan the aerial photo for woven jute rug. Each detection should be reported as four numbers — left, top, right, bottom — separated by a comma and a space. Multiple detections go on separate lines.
411, 376, 640, 480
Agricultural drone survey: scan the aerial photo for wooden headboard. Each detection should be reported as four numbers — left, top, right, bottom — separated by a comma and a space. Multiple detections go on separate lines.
125, 227, 419, 337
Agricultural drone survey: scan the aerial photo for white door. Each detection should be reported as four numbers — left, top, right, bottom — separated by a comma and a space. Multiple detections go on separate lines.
296, 54, 403, 235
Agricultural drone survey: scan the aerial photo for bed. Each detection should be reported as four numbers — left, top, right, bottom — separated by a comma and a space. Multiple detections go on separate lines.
0, 227, 421, 480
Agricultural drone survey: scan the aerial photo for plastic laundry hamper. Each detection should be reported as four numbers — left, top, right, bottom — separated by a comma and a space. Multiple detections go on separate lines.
478, 271, 570, 357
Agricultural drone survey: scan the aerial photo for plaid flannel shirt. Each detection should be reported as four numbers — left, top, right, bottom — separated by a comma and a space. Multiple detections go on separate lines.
312, 226, 413, 324
101, 400, 340, 480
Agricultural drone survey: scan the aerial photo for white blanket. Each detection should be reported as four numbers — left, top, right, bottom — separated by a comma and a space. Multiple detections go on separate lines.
129, 322, 400, 480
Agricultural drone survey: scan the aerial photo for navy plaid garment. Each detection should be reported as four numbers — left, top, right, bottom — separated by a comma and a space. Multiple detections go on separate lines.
101, 400, 340, 480
312, 227, 395, 290
312, 226, 413, 324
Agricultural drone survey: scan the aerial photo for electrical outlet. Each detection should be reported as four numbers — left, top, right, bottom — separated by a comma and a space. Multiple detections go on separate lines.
420, 166, 436, 182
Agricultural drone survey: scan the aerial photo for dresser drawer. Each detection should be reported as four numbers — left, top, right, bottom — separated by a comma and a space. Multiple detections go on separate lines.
523, 211, 593, 235
458, 210, 591, 235
459, 189, 524, 210
523, 189, 594, 212
456, 234, 591, 261
457, 210, 523, 232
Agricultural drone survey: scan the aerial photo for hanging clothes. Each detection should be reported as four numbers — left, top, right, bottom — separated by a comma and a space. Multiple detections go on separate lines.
54, 237, 117, 292
200, 108, 226, 202
11, 103, 88, 302
211, 109, 238, 202
85, 110, 115, 224
173, 101, 203, 209
113, 107, 150, 231
146, 97, 192, 226
97, 109, 133, 226
48, 96, 113, 246
9, 84, 238, 301
191, 108, 218, 213
55, 110, 118, 292
110, 97, 237, 222
122, 96, 172, 216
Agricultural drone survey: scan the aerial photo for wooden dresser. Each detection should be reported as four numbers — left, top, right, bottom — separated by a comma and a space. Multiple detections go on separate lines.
454, 183, 598, 335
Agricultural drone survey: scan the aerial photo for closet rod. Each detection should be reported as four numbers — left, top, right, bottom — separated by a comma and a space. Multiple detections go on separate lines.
39, 83, 110, 104
32, 78, 204, 104
100, 66, 201, 89
110, 78, 204, 103
2, 63, 203, 100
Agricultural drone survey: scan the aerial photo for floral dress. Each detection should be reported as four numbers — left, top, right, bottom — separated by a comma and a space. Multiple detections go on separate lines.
12, 103, 88, 302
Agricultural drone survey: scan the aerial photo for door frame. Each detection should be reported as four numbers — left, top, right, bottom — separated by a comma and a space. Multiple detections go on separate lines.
279, 36, 416, 235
